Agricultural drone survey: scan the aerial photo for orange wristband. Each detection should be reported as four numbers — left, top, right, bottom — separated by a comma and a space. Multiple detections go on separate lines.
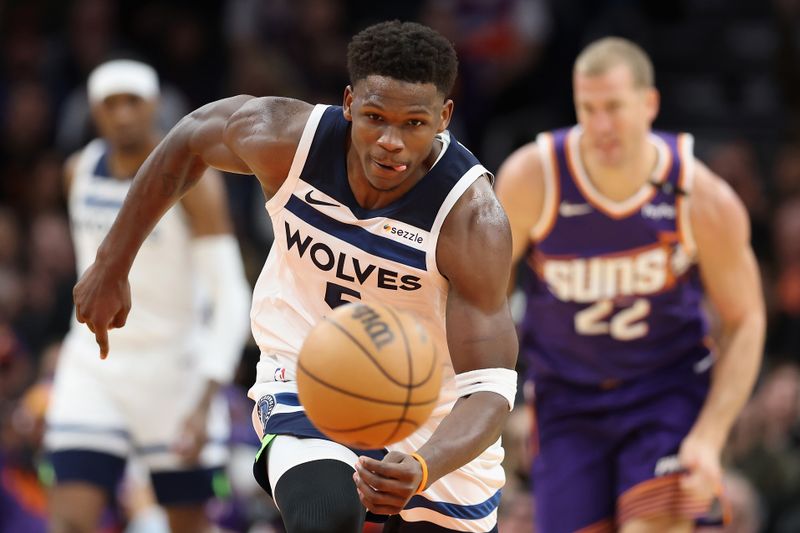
410, 452, 428, 495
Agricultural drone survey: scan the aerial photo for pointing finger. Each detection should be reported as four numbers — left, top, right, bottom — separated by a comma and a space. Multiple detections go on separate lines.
95, 328, 109, 360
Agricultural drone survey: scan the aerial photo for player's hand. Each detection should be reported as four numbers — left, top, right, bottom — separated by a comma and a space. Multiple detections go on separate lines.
353, 452, 423, 515
678, 432, 723, 501
73, 261, 131, 359
174, 411, 209, 465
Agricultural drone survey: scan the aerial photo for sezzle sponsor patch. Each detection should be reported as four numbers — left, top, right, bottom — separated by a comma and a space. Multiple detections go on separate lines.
380, 221, 428, 250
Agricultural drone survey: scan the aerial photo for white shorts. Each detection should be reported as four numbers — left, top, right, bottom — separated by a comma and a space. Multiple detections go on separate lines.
44, 336, 229, 472
250, 379, 505, 533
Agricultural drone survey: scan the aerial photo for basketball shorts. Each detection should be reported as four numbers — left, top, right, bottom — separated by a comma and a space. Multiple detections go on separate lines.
249, 377, 505, 533
531, 355, 714, 533
44, 337, 230, 504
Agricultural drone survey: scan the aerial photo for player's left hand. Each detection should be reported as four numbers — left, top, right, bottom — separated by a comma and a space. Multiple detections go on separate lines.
73, 262, 132, 359
678, 433, 723, 501
353, 452, 423, 515
173, 412, 209, 465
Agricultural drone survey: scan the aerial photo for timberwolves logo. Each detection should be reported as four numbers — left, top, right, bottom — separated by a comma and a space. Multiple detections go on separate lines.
257, 395, 276, 430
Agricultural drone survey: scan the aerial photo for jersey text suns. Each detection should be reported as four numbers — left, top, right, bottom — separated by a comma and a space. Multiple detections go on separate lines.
536, 242, 692, 303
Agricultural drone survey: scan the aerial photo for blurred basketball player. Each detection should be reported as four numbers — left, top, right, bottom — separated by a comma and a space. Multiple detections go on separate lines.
495, 37, 765, 533
71, 21, 518, 533
44, 59, 251, 533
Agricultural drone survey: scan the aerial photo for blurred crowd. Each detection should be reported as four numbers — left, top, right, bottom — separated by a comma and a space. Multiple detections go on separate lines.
1, 0, 800, 532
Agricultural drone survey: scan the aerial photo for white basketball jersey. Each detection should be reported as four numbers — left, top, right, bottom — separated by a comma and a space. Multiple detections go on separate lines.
249, 105, 505, 532
67, 139, 199, 357
250, 104, 490, 402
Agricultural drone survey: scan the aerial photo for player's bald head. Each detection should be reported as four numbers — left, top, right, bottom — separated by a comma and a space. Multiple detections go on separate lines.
574, 37, 654, 88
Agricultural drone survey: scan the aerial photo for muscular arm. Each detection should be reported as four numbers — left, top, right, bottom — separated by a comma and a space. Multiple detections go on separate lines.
688, 162, 765, 446
417, 177, 518, 483
494, 142, 544, 293
679, 161, 765, 492
94, 96, 310, 272
354, 178, 518, 513
94, 96, 252, 274
73, 95, 312, 356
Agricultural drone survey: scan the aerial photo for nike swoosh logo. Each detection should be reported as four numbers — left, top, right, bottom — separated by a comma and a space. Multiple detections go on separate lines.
304, 190, 339, 207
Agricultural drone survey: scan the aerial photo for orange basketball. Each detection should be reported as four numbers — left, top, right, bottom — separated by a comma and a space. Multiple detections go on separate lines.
297, 301, 442, 449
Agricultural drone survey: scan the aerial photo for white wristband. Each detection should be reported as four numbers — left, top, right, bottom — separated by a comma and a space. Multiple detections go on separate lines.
455, 367, 518, 411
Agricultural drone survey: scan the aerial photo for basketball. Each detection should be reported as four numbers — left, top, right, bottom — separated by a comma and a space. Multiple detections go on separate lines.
297, 301, 442, 449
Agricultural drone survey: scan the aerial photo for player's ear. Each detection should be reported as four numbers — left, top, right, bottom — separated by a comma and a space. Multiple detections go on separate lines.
437, 99, 454, 133
342, 86, 354, 121
644, 87, 660, 123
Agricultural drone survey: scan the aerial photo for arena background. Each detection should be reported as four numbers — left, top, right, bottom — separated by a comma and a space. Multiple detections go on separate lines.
1, 0, 799, 531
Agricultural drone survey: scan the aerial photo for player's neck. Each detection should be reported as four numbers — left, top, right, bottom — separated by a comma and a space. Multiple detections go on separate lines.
580, 139, 658, 203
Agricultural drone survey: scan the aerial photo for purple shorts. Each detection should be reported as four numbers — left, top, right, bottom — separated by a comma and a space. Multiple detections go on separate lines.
531, 356, 712, 532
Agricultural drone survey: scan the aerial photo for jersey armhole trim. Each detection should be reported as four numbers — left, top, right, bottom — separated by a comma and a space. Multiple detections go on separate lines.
69, 139, 105, 204
531, 132, 559, 241
676, 133, 697, 258
426, 164, 489, 287
265, 104, 329, 216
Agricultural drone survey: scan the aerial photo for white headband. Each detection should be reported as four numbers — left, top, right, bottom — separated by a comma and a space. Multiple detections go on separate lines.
87, 59, 159, 103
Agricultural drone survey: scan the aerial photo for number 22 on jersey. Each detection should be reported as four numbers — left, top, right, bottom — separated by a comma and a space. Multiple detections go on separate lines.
574, 298, 651, 341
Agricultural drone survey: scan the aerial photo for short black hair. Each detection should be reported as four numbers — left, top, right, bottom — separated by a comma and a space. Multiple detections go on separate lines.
347, 20, 458, 97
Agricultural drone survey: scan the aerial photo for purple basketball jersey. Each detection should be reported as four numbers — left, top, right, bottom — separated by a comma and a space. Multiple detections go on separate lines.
520, 126, 710, 386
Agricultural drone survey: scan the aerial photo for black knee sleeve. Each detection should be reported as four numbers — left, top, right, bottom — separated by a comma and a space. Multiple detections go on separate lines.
275, 459, 365, 533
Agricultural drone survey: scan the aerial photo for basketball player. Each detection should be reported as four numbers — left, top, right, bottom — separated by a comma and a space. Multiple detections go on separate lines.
71, 22, 518, 533
495, 38, 765, 532
45, 59, 251, 533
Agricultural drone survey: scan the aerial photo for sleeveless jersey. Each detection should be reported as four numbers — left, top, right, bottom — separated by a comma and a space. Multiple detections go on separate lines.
66, 139, 199, 357
519, 126, 710, 386
249, 105, 504, 532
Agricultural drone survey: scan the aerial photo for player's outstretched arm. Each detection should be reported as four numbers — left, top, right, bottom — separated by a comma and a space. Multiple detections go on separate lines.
354, 177, 518, 514
427, 177, 518, 476
678, 161, 766, 498
73, 95, 312, 358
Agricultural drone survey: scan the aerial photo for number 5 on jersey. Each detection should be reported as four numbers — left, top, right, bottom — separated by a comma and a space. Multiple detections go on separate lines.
325, 281, 361, 309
